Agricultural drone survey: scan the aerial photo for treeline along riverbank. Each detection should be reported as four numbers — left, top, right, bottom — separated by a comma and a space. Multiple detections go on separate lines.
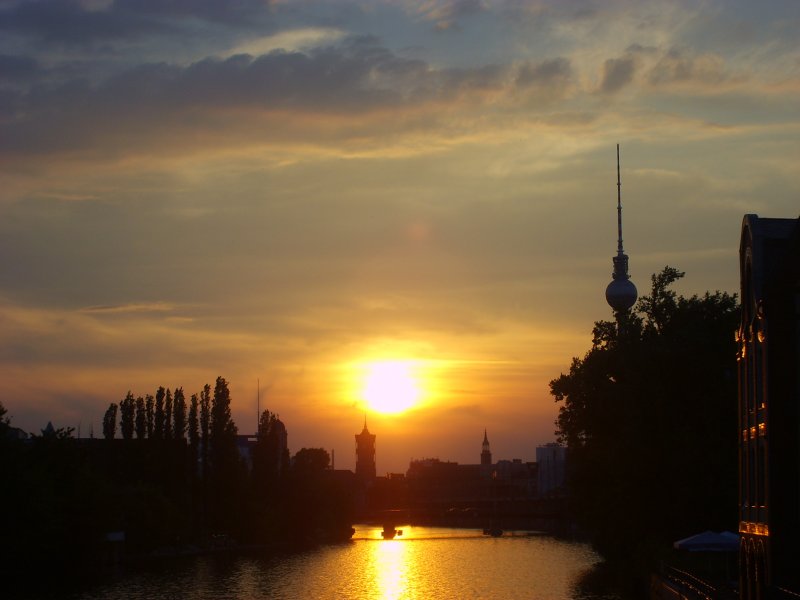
0, 378, 354, 598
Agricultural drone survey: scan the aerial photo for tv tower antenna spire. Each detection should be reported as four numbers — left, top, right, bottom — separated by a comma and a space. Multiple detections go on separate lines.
617, 144, 624, 255
605, 144, 638, 315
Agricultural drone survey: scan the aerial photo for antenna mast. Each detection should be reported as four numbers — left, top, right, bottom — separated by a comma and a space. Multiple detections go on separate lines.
257, 378, 260, 436
616, 143, 623, 255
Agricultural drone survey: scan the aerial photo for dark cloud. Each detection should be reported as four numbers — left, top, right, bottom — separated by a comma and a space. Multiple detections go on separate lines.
600, 56, 635, 94
0, 36, 532, 159
0, 0, 272, 45
515, 57, 571, 88
431, 0, 486, 32
647, 47, 726, 86
0, 0, 171, 44
626, 43, 657, 55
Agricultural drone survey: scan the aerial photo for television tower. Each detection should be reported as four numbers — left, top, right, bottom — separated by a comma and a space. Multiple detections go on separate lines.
605, 145, 638, 315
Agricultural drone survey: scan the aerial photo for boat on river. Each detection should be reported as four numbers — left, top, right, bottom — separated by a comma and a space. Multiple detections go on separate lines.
381, 525, 403, 540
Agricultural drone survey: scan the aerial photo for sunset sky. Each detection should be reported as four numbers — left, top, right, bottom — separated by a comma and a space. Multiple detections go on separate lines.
1, 0, 798, 473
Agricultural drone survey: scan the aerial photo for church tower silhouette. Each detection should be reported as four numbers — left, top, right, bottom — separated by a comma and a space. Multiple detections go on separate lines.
481, 429, 492, 475
355, 417, 376, 480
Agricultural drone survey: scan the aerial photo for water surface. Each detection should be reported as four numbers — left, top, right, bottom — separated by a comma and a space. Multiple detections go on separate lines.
73, 525, 618, 599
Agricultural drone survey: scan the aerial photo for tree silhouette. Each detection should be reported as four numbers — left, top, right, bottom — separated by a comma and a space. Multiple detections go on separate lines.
119, 391, 136, 440
102, 403, 118, 440
293, 447, 330, 473
0, 400, 9, 434
210, 377, 237, 447
165, 388, 173, 441
199, 384, 211, 480
173, 387, 187, 441
252, 410, 287, 502
209, 376, 239, 476
154, 387, 165, 440
145, 394, 154, 438
207, 376, 243, 533
188, 393, 199, 463
1, 375, 359, 597
135, 396, 146, 439
551, 267, 738, 567
286, 447, 353, 543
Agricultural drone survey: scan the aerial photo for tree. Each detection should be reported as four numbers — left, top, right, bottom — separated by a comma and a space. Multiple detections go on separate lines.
207, 376, 243, 533
292, 447, 330, 474
173, 387, 187, 441
188, 393, 199, 461
0, 401, 11, 440
210, 376, 237, 449
119, 392, 136, 440
285, 447, 353, 543
209, 377, 239, 478
252, 410, 287, 500
551, 267, 738, 567
135, 396, 146, 439
154, 387, 165, 440
145, 394, 154, 438
164, 388, 173, 441
102, 403, 118, 440
199, 384, 211, 478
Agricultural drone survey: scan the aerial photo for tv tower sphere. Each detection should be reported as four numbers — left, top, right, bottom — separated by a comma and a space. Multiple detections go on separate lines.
606, 265, 638, 312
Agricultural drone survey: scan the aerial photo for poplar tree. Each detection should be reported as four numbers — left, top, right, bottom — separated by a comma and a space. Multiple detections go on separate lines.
119, 391, 135, 440
154, 387, 165, 440
102, 403, 118, 440
173, 387, 187, 441
210, 376, 237, 452
135, 396, 146, 439
188, 393, 199, 464
145, 394, 154, 438
199, 384, 211, 478
164, 388, 173, 440
208, 376, 242, 532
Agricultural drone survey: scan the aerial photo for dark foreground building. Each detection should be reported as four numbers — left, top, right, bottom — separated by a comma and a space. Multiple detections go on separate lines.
738, 214, 800, 599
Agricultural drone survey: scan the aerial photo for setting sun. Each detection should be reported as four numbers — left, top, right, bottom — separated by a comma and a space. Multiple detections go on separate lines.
361, 360, 421, 414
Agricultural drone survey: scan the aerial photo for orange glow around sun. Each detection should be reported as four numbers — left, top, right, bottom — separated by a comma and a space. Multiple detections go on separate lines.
360, 360, 422, 414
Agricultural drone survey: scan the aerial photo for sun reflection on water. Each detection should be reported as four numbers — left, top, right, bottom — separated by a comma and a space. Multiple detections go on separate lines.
370, 539, 409, 600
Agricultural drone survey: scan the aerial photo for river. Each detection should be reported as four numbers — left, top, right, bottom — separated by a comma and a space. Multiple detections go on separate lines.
69, 525, 623, 600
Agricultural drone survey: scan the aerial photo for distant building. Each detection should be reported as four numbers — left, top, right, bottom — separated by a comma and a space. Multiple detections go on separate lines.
738, 214, 800, 600
269, 419, 288, 471
495, 458, 538, 497
4, 426, 28, 441
405, 431, 537, 508
236, 433, 258, 469
355, 418, 376, 480
236, 416, 288, 472
536, 443, 566, 496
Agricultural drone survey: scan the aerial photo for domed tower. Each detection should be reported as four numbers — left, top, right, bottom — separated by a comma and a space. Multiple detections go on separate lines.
355, 417, 376, 480
605, 145, 637, 316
